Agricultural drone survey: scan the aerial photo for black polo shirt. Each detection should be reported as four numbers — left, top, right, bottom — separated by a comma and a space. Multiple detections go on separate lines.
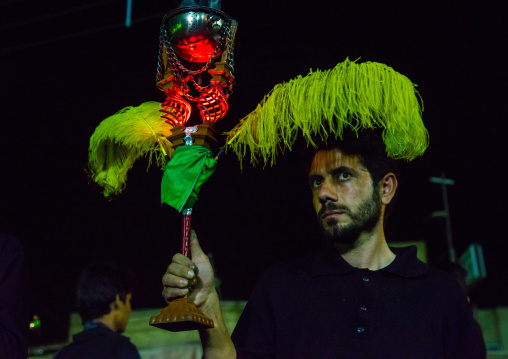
232, 246, 485, 359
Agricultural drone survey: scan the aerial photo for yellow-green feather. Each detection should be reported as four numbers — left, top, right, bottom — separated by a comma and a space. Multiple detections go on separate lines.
88, 101, 173, 197
226, 58, 428, 167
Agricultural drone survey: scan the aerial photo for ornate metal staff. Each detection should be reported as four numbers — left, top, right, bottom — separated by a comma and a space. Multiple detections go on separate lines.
149, 4, 237, 332
87, 1, 237, 332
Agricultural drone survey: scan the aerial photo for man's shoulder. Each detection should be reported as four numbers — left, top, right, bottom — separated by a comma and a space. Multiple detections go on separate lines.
389, 246, 466, 287
76, 326, 135, 344
56, 327, 139, 359
425, 266, 469, 296
0, 233, 24, 259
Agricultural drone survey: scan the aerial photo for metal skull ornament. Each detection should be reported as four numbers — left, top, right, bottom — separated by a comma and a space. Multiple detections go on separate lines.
156, 6, 237, 127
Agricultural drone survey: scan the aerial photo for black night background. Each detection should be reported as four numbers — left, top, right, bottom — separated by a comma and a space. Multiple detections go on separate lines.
1, 0, 506, 346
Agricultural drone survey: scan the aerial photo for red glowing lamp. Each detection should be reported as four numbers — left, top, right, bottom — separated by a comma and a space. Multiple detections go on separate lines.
156, 6, 237, 128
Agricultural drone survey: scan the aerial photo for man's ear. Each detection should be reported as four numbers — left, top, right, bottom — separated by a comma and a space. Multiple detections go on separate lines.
110, 295, 121, 311
380, 172, 398, 205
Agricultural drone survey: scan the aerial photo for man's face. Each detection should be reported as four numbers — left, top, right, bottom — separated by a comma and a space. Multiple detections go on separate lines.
308, 148, 382, 244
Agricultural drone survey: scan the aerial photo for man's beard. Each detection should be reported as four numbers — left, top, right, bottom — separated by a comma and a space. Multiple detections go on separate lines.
318, 186, 382, 245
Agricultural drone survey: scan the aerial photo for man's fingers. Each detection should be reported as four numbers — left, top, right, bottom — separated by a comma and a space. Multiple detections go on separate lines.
161, 230, 209, 303
162, 286, 189, 302
165, 262, 196, 281
171, 252, 194, 267
162, 272, 190, 288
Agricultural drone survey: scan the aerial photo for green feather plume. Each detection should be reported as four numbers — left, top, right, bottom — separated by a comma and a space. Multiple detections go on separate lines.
226, 58, 429, 167
88, 101, 173, 197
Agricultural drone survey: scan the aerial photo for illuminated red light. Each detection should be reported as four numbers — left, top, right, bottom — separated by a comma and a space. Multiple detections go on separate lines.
160, 91, 192, 126
160, 83, 229, 127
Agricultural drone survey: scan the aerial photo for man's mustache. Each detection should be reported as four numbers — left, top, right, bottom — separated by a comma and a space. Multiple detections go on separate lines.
318, 202, 352, 218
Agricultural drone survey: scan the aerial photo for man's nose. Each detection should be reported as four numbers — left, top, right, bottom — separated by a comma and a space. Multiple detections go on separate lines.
318, 180, 338, 203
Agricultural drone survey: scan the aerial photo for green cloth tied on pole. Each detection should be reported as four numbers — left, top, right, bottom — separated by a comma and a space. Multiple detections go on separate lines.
161, 145, 218, 212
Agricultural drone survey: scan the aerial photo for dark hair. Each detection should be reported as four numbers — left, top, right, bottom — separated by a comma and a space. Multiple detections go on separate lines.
303, 128, 400, 219
77, 262, 136, 324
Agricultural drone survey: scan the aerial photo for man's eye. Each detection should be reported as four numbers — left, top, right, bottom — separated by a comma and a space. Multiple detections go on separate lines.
311, 179, 323, 188
338, 172, 351, 180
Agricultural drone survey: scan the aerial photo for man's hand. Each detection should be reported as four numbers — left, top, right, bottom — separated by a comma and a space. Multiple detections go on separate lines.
162, 230, 215, 308
161, 230, 236, 358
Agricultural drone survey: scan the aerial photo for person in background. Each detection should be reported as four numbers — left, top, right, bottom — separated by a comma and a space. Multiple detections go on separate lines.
55, 262, 139, 359
0, 233, 29, 359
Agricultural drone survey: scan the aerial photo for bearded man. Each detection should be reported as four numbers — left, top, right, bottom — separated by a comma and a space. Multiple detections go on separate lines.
160, 60, 486, 358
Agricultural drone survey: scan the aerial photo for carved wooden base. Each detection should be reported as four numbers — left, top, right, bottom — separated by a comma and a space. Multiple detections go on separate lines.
149, 298, 214, 332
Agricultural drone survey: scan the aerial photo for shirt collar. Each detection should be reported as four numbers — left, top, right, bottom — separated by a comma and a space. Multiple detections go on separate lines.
310, 247, 357, 276
382, 245, 429, 278
84, 321, 110, 331
73, 322, 115, 343
311, 245, 428, 278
